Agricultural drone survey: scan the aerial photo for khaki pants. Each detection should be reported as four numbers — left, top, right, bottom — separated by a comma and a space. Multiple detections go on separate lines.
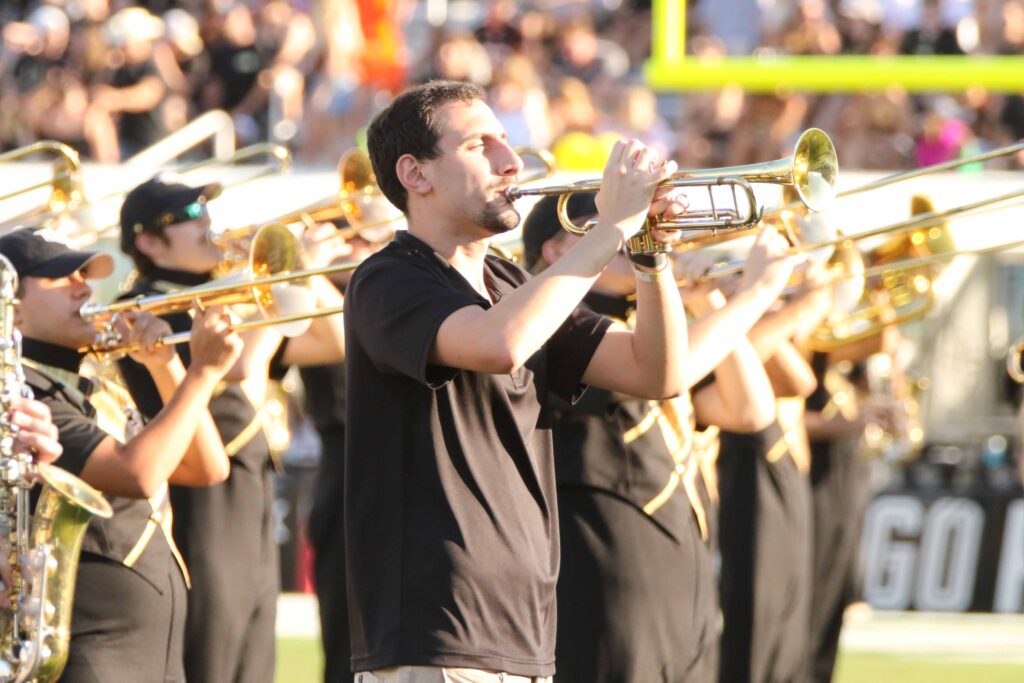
355, 665, 552, 683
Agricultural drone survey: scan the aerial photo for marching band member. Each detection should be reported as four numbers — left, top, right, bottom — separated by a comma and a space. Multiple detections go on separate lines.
804, 327, 897, 683
715, 270, 832, 683
0, 226, 241, 682
115, 177, 346, 683
522, 194, 798, 683
345, 80, 687, 682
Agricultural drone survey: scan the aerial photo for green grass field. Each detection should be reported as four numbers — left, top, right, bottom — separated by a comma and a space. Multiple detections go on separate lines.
274, 640, 1024, 683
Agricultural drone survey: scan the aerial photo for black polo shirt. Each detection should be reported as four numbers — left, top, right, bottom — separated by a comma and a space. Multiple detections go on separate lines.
21, 338, 178, 591
343, 231, 612, 676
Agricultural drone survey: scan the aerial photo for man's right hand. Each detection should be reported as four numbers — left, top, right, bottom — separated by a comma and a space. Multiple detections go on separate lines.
738, 226, 804, 297
187, 305, 243, 377
593, 139, 678, 243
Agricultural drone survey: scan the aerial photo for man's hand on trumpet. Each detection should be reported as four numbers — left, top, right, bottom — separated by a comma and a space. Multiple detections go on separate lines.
593, 139, 679, 244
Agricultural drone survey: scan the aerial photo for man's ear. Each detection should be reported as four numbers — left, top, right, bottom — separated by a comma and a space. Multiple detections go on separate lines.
134, 232, 165, 260
395, 154, 432, 197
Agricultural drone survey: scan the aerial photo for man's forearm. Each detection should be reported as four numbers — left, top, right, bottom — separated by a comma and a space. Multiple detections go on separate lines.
630, 268, 688, 398
686, 284, 780, 387
121, 366, 225, 491
481, 226, 623, 367
750, 290, 829, 361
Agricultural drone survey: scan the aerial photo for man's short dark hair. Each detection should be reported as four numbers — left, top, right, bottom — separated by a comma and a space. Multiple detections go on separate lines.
367, 80, 486, 215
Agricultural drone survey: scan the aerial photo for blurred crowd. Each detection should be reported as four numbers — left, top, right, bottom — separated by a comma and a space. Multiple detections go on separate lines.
2, 0, 1023, 170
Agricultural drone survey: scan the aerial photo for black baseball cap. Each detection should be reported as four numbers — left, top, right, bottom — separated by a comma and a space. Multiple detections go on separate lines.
521, 193, 598, 270
0, 227, 114, 280
119, 176, 221, 255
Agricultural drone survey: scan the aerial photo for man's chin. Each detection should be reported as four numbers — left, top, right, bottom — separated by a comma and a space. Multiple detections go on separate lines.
481, 206, 521, 235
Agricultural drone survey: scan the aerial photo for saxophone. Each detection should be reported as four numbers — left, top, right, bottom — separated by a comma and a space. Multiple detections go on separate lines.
0, 255, 113, 682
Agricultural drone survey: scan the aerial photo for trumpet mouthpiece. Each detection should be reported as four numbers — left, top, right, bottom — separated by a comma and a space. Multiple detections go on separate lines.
505, 186, 524, 201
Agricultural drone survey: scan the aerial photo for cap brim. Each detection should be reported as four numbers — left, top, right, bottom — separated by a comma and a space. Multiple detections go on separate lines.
201, 182, 223, 201
173, 182, 222, 209
31, 251, 114, 280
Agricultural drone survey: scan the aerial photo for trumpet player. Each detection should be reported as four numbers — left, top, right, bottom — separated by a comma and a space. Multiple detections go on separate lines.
115, 176, 346, 683
0, 226, 242, 682
522, 194, 800, 683
345, 80, 688, 683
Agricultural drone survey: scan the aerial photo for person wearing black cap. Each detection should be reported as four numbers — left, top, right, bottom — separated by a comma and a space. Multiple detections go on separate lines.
0, 226, 241, 682
345, 80, 689, 683
522, 193, 800, 683
116, 175, 346, 683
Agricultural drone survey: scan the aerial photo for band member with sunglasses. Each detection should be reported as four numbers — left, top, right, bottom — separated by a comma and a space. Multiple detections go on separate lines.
115, 177, 346, 683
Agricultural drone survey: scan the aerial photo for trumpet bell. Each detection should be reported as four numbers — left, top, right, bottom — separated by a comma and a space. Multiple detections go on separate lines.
792, 128, 838, 212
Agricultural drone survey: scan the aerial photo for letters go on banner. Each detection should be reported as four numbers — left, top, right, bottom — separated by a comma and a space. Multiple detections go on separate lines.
862, 493, 1024, 613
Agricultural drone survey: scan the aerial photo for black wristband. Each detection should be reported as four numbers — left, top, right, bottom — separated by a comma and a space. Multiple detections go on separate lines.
629, 252, 669, 272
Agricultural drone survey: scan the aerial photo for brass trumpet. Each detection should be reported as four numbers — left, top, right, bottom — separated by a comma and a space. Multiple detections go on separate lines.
677, 139, 1024, 254
506, 129, 838, 254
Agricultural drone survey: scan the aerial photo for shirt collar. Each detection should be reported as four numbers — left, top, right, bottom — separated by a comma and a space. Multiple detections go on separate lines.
145, 266, 212, 288
21, 336, 85, 373
391, 231, 514, 304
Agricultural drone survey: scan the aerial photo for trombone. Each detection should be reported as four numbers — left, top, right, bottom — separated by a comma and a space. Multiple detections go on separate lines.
86, 306, 345, 357
506, 128, 838, 254
677, 139, 1024, 254
0, 141, 84, 230
81, 223, 362, 339
86, 144, 293, 242
770, 139, 1024, 218
692, 186, 1024, 283
207, 146, 403, 262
